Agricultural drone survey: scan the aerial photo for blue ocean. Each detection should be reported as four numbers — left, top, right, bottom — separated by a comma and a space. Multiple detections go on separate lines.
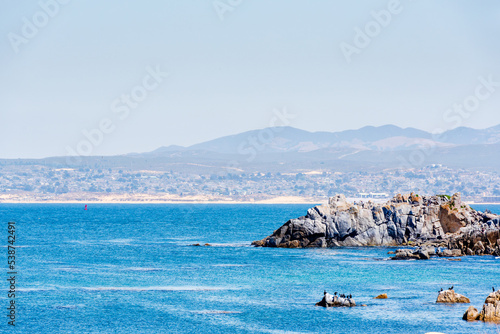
1, 204, 499, 333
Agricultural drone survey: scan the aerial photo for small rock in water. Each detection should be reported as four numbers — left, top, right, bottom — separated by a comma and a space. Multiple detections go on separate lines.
436, 289, 470, 303
374, 293, 388, 299
315, 292, 356, 308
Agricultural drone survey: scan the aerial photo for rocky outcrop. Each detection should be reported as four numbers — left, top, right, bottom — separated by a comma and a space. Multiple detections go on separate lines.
391, 246, 462, 260
252, 193, 500, 257
463, 306, 480, 321
316, 292, 356, 307
463, 291, 500, 322
374, 293, 388, 299
436, 289, 470, 303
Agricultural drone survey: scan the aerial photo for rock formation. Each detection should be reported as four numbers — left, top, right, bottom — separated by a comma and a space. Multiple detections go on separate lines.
252, 193, 500, 258
391, 247, 462, 260
436, 289, 470, 303
462, 306, 480, 321
463, 291, 500, 322
316, 292, 356, 307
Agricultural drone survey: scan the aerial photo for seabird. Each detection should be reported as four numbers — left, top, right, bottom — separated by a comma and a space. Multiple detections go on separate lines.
334, 292, 337, 295
324, 290, 327, 295
349, 294, 352, 299
451, 285, 454, 290
493, 287, 496, 292
440, 288, 443, 292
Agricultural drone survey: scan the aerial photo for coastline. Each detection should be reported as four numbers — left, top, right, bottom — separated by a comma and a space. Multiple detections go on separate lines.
1, 193, 499, 205
0, 194, 325, 205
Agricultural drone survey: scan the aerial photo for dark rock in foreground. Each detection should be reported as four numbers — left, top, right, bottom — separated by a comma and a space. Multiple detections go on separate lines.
252, 193, 500, 258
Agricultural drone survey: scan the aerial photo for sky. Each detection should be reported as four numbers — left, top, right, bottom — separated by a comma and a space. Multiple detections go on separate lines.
1, 0, 500, 159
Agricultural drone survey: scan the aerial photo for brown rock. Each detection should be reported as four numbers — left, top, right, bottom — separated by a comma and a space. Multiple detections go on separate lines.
463, 305, 480, 321
473, 241, 485, 254
251, 239, 265, 247
410, 192, 423, 204
464, 291, 500, 322
484, 291, 500, 305
278, 240, 301, 248
436, 290, 470, 303
439, 204, 467, 233
478, 301, 500, 322
374, 293, 388, 299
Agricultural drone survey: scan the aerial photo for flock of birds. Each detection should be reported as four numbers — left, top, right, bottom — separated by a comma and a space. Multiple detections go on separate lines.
324, 290, 352, 299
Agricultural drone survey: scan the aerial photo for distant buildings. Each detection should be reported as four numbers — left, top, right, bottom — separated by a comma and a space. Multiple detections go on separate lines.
0, 163, 499, 202
358, 192, 389, 199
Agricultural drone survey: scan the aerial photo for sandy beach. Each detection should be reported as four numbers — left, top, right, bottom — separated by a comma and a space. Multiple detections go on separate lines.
1, 193, 498, 205
0, 193, 325, 204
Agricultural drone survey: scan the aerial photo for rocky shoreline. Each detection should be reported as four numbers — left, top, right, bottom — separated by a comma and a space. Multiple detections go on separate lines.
463, 290, 500, 322
252, 193, 500, 258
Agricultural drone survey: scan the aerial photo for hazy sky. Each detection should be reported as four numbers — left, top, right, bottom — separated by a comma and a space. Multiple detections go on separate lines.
1, 0, 500, 158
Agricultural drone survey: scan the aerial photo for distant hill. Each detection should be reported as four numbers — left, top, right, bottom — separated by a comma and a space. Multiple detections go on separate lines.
2, 124, 500, 173
151, 124, 500, 154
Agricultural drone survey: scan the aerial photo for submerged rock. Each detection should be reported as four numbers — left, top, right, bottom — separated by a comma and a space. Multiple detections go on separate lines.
252, 193, 500, 258
436, 290, 470, 303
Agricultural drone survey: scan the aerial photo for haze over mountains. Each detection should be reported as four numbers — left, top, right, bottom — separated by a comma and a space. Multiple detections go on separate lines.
3, 124, 500, 173
152, 124, 500, 155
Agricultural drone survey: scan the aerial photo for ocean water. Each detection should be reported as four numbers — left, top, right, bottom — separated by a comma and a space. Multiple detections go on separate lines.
1, 203, 500, 334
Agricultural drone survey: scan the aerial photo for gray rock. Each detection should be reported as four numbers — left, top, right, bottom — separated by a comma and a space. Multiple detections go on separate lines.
252, 193, 500, 258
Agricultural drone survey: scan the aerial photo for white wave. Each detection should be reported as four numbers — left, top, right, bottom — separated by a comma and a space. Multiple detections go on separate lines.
205, 242, 250, 247
211, 264, 248, 267
53, 304, 84, 309
80, 286, 242, 292
17, 287, 57, 292
52, 266, 82, 272
122, 267, 162, 272
192, 310, 243, 314
107, 238, 134, 244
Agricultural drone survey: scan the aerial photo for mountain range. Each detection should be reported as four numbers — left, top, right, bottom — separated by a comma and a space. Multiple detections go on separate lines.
3, 124, 500, 173
150, 124, 500, 155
